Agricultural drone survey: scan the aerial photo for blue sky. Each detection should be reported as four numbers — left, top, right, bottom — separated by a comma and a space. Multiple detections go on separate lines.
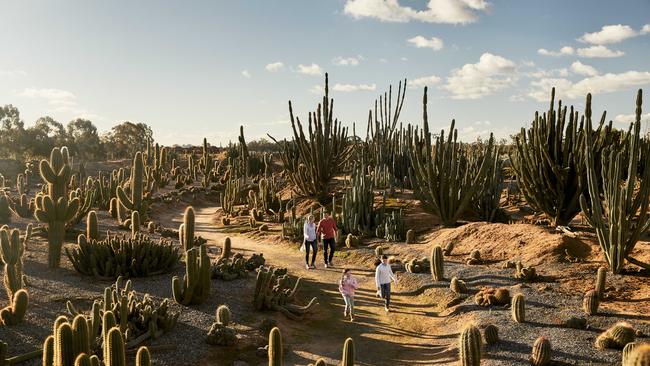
1, 0, 649, 145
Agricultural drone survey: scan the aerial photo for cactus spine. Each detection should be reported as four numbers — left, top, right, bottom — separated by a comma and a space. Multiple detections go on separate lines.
179, 206, 196, 252
530, 337, 551, 366
35, 147, 80, 268
511, 293, 525, 323
430, 245, 444, 281
342, 338, 355, 366
624, 343, 650, 366
268, 327, 283, 366
172, 244, 211, 305
459, 324, 481, 366
580, 90, 650, 273
583, 290, 599, 315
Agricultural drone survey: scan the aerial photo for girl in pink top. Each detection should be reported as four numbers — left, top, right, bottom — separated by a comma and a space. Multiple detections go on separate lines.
339, 268, 358, 322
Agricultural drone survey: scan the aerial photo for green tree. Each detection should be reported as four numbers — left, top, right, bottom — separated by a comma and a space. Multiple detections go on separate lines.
102, 121, 153, 158
0, 105, 27, 159
67, 118, 104, 160
26, 116, 69, 158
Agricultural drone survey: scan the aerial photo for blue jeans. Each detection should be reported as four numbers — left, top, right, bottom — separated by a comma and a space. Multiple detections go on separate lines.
342, 294, 354, 315
379, 283, 391, 307
304, 240, 317, 265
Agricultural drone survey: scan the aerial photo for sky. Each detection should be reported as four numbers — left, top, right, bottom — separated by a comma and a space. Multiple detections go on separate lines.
1, 0, 649, 146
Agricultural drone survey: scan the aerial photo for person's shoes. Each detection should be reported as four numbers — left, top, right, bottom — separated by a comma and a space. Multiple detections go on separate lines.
350, 315, 355, 322
310, 264, 316, 269
343, 310, 348, 317
384, 306, 390, 313
324, 263, 329, 268
329, 261, 334, 267
306, 264, 311, 270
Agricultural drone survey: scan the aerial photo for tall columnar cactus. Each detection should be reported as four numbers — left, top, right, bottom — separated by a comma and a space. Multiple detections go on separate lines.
179, 206, 196, 252
104, 327, 126, 366
595, 266, 607, 299
172, 244, 211, 305
0, 193, 10, 224
220, 177, 240, 217
269, 74, 353, 199
86, 211, 99, 240
340, 162, 379, 234
0, 224, 30, 299
136, 347, 151, 366
472, 153, 504, 222
200, 138, 213, 188
268, 327, 283, 366
430, 245, 444, 281
583, 290, 599, 315
35, 147, 80, 268
116, 151, 146, 219
580, 90, 650, 273
530, 337, 552, 366
458, 324, 481, 366
341, 338, 355, 366
511, 293, 525, 323
0, 289, 28, 325
407, 87, 496, 226
510, 88, 622, 226
130, 210, 141, 238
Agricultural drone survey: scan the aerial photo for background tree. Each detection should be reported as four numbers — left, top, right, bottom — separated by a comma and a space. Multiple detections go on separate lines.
101, 121, 153, 159
0, 105, 28, 159
67, 118, 104, 160
26, 116, 69, 158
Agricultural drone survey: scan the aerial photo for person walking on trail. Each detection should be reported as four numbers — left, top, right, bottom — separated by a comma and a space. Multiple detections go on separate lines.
339, 268, 358, 322
316, 210, 338, 268
303, 214, 318, 270
375, 255, 398, 312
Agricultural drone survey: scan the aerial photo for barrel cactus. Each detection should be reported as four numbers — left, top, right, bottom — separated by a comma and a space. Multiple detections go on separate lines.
430, 245, 444, 281
583, 290, 599, 315
511, 293, 525, 323
595, 266, 607, 299
530, 337, 551, 366
215, 305, 232, 326
624, 343, 650, 366
269, 327, 283, 366
483, 324, 499, 345
458, 324, 481, 366
342, 338, 355, 366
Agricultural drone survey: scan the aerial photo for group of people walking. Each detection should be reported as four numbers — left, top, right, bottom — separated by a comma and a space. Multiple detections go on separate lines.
300, 211, 398, 322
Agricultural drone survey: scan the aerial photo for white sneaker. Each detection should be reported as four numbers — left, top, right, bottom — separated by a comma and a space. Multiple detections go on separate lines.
324, 263, 329, 268
306, 264, 310, 270
384, 307, 390, 312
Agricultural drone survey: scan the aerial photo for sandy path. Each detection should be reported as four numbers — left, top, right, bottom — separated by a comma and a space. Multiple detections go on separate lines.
189, 206, 453, 366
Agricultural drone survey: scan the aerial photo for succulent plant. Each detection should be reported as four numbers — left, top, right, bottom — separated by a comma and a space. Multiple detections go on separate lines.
583, 290, 599, 315
459, 324, 481, 366
511, 293, 525, 323
623, 343, 650, 366
0, 289, 29, 325
172, 244, 211, 305
179, 206, 196, 252
215, 305, 232, 326
483, 324, 499, 345
530, 337, 551, 366
450, 277, 467, 294
0, 225, 30, 299
405, 229, 415, 244
595, 266, 607, 299
595, 322, 636, 350
341, 338, 355, 366
430, 245, 444, 281
268, 327, 283, 366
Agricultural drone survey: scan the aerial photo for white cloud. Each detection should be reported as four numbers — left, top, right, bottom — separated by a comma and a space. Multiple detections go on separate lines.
526, 68, 569, 79
521, 60, 535, 67
613, 112, 650, 125
579, 24, 638, 45
0, 69, 27, 77
333, 56, 361, 66
570, 61, 599, 77
577, 45, 624, 58
297, 63, 323, 76
407, 35, 444, 50
18, 88, 76, 105
241, 70, 251, 78
642, 24, 650, 35
537, 46, 574, 57
401, 57, 408, 61
379, 58, 388, 63
332, 83, 377, 92
410, 75, 442, 87
265, 62, 285, 72
443, 53, 517, 99
527, 71, 650, 102
343, 0, 490, 25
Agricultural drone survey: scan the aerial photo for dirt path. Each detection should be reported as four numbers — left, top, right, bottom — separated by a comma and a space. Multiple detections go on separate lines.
188, 206, 455, 365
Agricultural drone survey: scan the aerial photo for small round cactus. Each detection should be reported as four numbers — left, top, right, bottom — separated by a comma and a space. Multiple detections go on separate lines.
624, 344, 650, 366
583, 290, 599, 315
405, 229, 416, 244
483, 324, 499, 345
215, 305, 232, 326
530, 337, 551, 366
494, 288, 510, 304
430, 245, 444, 281
450, 277, 467, 294
511, 293, 525, 323
459, 324, 481, 366
609, 322, 636, 348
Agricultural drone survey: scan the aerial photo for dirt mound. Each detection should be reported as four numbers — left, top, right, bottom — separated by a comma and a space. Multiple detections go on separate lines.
426, 222, 593, 266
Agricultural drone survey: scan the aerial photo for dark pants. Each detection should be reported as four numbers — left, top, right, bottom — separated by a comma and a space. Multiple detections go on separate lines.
304, 240, 317, 265
380, 283, 391, 307
323, 238, 335, 264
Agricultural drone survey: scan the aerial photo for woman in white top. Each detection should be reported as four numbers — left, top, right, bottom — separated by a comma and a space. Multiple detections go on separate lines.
303, 215, 318, 269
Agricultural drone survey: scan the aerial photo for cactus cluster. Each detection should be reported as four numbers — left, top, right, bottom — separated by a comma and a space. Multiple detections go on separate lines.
0, 224, 30, 299
206, 305, 236, 346
253, 266, 318, 320
8, 193, 34, 218
450, 277, 468, 294
340, 163, 382, 235
474, 287, 510, 307
172, 244, 211, 305
0, 289, 29, 326
404, 257, 429, 273
381, 209, 405, 242
211, 252, 265, 281
407, 87, 497, 226
595, 322, 636, 350
116, 151, 147, 220
267, 326, 355, 366
580, 90, 650, 273
66, 276, 179, 346
465, 250, 482, 265
513, 261, 538, 281
66, 233, 180, 279
269, 74, 353, 199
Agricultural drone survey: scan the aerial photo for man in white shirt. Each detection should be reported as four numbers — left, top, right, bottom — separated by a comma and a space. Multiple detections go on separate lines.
375, 255, 398, 312
303, 215, 318, 269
